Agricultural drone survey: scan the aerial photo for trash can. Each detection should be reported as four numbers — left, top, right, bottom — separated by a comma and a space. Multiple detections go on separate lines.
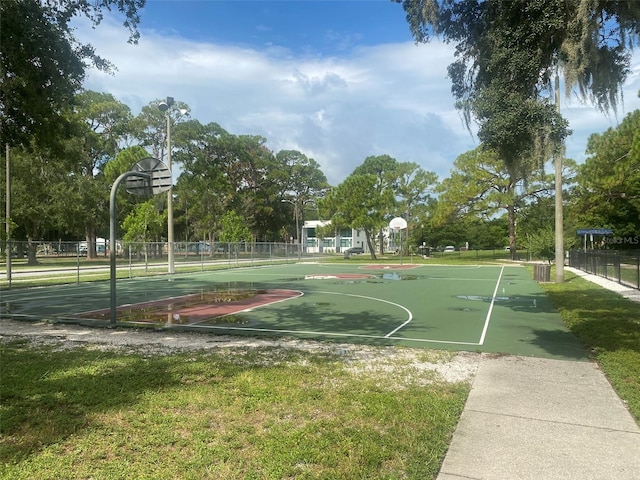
534, 263, 550, 282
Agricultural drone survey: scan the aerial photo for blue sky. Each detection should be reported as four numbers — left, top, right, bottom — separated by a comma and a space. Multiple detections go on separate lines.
80, 0, 640, 185
140, 1, 413, 51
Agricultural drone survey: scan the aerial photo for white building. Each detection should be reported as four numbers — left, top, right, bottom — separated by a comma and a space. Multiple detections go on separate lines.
301, 220, 371, 254
300, 219, 414, 254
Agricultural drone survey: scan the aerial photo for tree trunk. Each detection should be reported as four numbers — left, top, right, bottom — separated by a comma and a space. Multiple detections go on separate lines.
26, 237, 38, 266
554, 73, 564, 283
507, 175, 518, 260
86, 226, 97, 259
366, 230, 377, 260
507, 204, 517, 260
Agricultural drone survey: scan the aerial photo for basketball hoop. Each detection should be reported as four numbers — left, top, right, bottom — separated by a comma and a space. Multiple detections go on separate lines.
389, 217, 408, 264
389, 217, 407, 231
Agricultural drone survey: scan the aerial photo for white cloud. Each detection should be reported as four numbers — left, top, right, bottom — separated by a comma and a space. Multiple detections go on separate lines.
80, 18, 640, 186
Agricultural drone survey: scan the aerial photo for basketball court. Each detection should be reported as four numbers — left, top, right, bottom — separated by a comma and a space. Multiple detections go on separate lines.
0, 263, 588, 360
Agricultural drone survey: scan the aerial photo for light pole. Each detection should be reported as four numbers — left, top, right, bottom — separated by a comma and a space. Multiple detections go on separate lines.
282, 198, 301, 260
158, 97, 175, 274
158, 98, 186, 274
5, 144, 11, 286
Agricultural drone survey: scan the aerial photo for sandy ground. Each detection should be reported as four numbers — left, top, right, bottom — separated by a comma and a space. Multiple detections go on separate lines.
0, 318, 480, 386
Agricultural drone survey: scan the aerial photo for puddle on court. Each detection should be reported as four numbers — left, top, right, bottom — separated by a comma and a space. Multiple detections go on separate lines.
380, 273, 419, 281
336, 272, 424, 285
341, 274, 422, 283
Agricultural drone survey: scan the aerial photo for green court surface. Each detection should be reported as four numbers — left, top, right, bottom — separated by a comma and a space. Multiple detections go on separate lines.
0, 263, 588, 360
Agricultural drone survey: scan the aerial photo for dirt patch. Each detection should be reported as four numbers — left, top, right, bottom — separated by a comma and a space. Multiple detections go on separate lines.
0, 319, 480, 385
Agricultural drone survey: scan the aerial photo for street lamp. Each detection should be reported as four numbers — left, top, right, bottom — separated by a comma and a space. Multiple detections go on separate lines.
158, 97, 175, 274
5, 144, 11, 285
158, 97, 186, 274
282, 198, 301, 260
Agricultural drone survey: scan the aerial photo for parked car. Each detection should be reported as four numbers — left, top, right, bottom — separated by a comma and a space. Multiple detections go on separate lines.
345, 246, 365, 255
443, 245, 456, 253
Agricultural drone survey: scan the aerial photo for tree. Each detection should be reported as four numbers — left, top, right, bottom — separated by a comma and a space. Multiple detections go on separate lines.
227, 135, 282, 241
173, 121, 228, 244
275, 150, 330, 245
174, 122, 289, 243
318, 174, 394, 259
525, 227, 556, 264
402, 0, 639, 279
435, 147, 555, 257
3, 145, 79, 264
103, 146, 150, 184
404, 0, 639, 117
572, 109, 640, 242
0, 0, 145, 149
174, 121, 240, 244
219, 211, 252, 243
394, 162, 438, 252
75, 91, 133, 169
132, 99, 191, 162
71, 91, 133, 257
518, 158, 579, 248
422, 211, 508, 251
121, 200, 166, 262
351, 155, 400, 254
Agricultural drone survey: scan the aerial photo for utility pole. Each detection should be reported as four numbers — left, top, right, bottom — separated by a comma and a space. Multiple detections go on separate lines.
554, 73, 564, 283
5, 144, 11, 286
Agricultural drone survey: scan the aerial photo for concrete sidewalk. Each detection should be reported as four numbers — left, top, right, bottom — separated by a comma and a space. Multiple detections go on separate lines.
437, 270, 640, 480
567, 266, 640, 304
437, 355, 640, 480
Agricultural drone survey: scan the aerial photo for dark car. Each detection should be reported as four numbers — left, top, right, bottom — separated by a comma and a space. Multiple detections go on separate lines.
345, 246, 364, 255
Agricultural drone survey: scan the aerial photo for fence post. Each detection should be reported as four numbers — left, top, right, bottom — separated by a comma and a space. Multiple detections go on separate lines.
76, 243, 80, 284
6, 239, 11, 288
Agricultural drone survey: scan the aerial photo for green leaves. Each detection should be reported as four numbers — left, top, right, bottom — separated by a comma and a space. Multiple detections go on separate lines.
121, 200, 166, 243
403, 0, 637, 171
219, 211, 252, 243
573, 110, 640, 238
0, 0, 145, 149
0, 0, 83, 149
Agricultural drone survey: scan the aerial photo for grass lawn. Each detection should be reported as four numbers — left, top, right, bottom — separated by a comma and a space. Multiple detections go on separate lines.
541, 269, 640, 422
0, 341, 469, 479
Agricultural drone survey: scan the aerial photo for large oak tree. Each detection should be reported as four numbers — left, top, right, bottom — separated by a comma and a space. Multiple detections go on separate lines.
401, 0, 640, 275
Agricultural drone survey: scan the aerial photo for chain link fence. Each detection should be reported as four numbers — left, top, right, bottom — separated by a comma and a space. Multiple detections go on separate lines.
568, 249, 640, 290
0, 240, 332, 287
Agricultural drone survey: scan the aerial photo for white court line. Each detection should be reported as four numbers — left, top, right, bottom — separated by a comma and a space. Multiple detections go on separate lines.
316, 291, 413, 336
179, 323, 481, 345
478, 265, 505, 345
188, 289, 414, 338
222, 290, 304, 316
385, 315, 413, 338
